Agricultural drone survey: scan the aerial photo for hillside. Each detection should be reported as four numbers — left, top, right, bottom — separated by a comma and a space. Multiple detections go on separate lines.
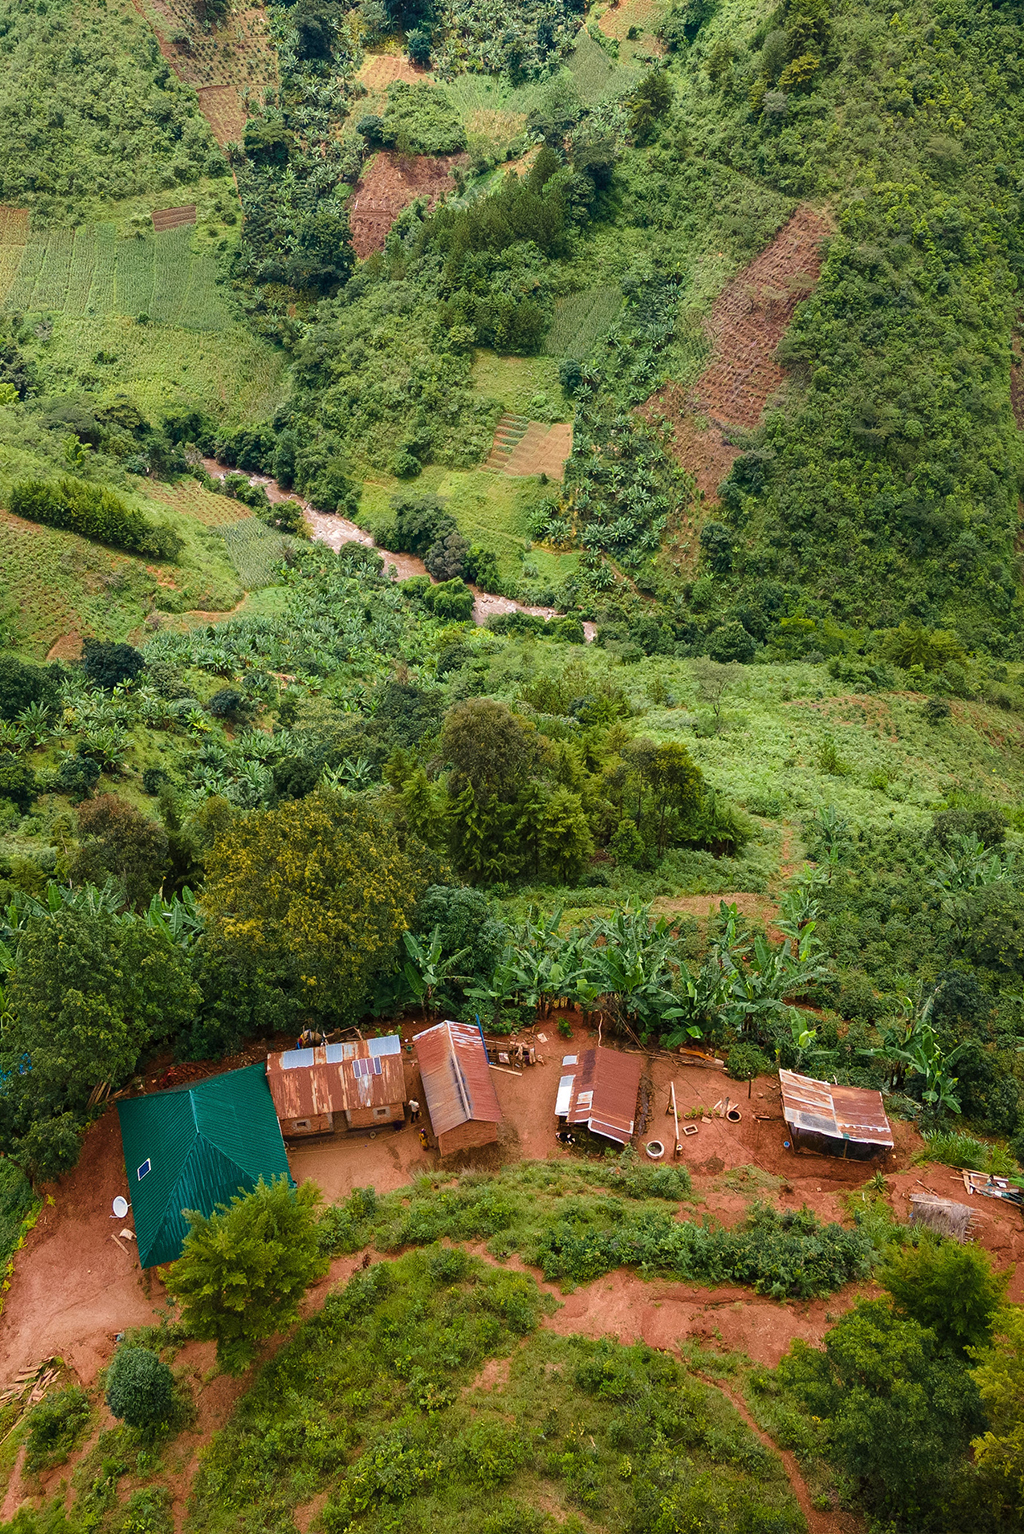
1, 1, 1024, 1532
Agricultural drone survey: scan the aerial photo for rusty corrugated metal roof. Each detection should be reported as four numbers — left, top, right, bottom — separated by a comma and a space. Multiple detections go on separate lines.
414, 1021, 501, 1137
266, 1036, 404, 1119
779, 1069, 893, 1148
560, 1046, 642, 1146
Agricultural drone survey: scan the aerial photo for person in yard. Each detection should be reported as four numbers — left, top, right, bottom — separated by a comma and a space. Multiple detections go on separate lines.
418, 1128, 429, 1151
408, 1098, 420, 1122
297, 1027, 325, 1049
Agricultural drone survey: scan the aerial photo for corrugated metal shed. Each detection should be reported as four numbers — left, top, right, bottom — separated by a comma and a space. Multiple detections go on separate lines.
266, 1035, 403, 1120
414, 1021, 501, 1138
557, 1046, 642, 1146
779, 1069, 893, 1149
116, 1063, 292, 1269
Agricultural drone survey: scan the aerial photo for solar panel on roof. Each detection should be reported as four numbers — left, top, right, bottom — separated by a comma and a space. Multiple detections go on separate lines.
369, 1034, 401, 1056
281, 1048, 315, 1070
324, 1043, 346, 1063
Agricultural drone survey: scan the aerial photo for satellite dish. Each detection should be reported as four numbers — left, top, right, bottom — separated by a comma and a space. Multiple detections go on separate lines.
112, 1196, 129, 1219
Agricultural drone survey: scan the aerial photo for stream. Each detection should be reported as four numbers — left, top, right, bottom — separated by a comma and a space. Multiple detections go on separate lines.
201, 460, 594, 638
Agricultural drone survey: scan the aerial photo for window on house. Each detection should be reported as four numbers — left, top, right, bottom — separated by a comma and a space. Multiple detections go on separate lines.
373, 1107, 389, 1118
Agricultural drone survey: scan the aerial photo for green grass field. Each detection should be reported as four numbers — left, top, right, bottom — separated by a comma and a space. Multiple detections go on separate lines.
39, 314, 286, 428
471, 352, 566, 414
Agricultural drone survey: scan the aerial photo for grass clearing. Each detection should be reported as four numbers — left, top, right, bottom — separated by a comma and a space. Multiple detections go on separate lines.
472, 352, 566, 414
41, 314, 286, 427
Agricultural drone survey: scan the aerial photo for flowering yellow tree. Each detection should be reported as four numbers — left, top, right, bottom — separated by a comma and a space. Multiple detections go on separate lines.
202, 790, 420, 1018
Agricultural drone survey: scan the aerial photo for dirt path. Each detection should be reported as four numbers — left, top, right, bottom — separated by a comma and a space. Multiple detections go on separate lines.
696, 1372, 843, 1534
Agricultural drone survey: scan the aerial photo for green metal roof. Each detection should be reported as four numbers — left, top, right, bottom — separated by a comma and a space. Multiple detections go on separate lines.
116, 1063, 292, 1269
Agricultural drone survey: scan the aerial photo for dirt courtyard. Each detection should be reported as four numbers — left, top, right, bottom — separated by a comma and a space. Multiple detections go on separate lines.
1, 1014, 1022, 1401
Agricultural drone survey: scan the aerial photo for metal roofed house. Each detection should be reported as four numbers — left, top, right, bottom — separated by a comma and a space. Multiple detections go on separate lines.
266, 1035, 406, 1137
115, 1062, 292, 1270
555, 1046, 642, 1147
779, 1069, 894, 1159
413, 1020, 502, 1155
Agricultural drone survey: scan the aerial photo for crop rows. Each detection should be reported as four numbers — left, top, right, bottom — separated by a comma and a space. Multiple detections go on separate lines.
219, 518, 290, 588
543, 285, 622, 359
1, 223, 231, 331
147, 478, 251, 528
565, 30, 637, 104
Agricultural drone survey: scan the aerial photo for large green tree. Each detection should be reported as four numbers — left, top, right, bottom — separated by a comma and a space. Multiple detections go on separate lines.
164, 1177, 328, 1374
201, 790, 421, 1018
2, 908, 199, 1174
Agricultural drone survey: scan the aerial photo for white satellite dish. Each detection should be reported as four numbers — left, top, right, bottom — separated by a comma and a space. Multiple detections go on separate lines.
112, 1196, 129, 1219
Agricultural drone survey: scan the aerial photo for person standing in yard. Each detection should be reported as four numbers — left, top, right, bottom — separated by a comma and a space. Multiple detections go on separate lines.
408, 1098, 420, 1122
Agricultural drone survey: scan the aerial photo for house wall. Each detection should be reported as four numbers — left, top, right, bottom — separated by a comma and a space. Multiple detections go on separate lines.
281, 1112, 334, 1137
345, 1101, 405, 1129
437, 1120, 499, 1156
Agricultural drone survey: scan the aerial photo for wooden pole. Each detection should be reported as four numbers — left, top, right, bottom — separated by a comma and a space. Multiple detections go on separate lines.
670, 1081, 681, 1157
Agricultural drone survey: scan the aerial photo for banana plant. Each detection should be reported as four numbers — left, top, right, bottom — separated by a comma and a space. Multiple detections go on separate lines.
15, 701, 52, 746
400, 927, 471, 1017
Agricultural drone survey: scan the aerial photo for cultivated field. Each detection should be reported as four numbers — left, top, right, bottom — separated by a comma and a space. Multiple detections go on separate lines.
1, 221, 233, 331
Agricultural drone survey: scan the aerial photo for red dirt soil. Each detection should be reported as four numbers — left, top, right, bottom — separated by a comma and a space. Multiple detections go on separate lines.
348, 151, 466, 259
151, 205, 196, 232
357, 54, 434, 89
644, 205, 832, 502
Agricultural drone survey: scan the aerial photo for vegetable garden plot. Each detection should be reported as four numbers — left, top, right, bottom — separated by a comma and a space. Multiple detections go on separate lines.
177, 246, 232, 331
219, 518, 290, 588
543, 285, 622, 359
87, 222, 117, 315
0, 207, 29, 304
114, 236, 154, 319
151, 225, 192, 325
30, 227, 73, 310
66, 226, 97, 314
4, 238, 43, 310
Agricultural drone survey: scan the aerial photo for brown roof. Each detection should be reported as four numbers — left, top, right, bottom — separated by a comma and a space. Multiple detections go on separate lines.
779, 1069, 893, 1148
413, 1021, 501, 1138
557, 1046, 642, 1145
266, 1037, 404, 1120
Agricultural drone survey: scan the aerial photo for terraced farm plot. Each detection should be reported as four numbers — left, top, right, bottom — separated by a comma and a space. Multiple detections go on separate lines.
133, 0, 276, 145
542, 284, 622, 358
645, 204, 831, 501
151, 204, 196, 231
0, 209, 28, 303
596, 0, 668, 60
2, 223, 231, 331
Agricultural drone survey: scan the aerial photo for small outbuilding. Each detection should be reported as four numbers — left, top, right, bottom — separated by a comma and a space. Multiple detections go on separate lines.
779, 1069, 893, 1160
116, 1062, 292, 1270
555, 1046, 642, 1147
414, 1020, 502, 1155
266, 1036, 405, 1137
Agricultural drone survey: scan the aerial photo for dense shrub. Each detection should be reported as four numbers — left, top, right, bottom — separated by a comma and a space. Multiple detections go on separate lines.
25, 1386, 91, 1471
105, 1345, 175, 1427
82, 640, 146, 691
10, 480, 182, 560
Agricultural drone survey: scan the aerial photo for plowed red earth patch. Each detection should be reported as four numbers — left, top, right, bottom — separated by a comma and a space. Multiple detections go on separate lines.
349, 151, 466, 259
643, 205, 831, 501
151, 204, 196, 231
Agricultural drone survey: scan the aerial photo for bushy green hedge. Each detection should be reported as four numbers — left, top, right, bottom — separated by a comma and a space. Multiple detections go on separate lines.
534, 1201, 875, 1297
9, 478, 182, 560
